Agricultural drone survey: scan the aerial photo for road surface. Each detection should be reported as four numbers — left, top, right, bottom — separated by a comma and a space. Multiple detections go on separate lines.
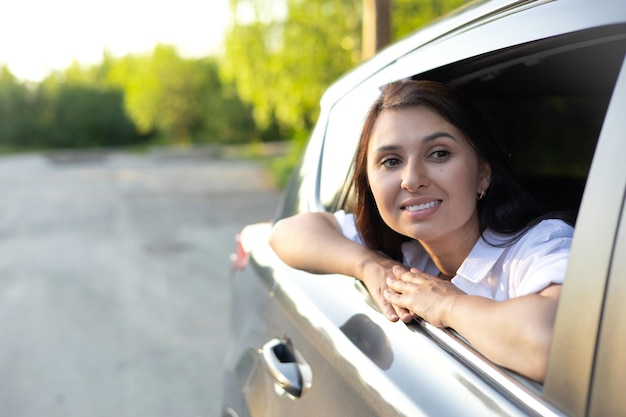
0, 149, 281, 417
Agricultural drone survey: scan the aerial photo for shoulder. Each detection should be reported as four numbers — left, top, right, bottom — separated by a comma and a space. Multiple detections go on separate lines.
485, 219, 573, 247
532, 218, 573, 234
503, 219, 573, 296
333, 209, 354, 225
451, 220, 573, 299
516, 219, 574, 247
333, 210, 363, 244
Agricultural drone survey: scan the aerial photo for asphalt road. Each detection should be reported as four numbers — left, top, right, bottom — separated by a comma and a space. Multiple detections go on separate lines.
0, 149, 282, 417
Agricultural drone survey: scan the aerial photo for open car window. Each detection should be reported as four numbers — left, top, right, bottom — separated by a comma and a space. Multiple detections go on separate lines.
324, 29, 626, 216
441, 30, 626, 219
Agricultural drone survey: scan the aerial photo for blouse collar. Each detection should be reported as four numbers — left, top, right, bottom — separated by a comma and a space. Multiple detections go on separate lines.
401, 229, 510, 283
455, 230, 509, 283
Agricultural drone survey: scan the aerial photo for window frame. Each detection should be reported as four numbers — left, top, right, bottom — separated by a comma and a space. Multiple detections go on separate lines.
543, 53, 626, 417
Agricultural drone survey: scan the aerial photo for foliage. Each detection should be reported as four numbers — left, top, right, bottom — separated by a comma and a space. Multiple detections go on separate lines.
223, 0, 470, 145
0, 66, 42, 150
223, 0, 362, 139
0, 47, 260, 150
392, 0, 470, 39
0, 0, 472, 156
37, 82, 140, 148
101, 45, 260, 145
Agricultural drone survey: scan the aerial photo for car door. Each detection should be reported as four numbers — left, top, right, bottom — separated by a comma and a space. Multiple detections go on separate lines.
232, 224, 542, 417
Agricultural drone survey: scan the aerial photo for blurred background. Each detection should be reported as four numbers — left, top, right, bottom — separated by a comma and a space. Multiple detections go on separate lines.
0, 1, 469, 416
0, 0, 469, 186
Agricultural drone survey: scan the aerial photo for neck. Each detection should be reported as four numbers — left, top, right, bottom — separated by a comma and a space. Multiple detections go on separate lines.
420, 225, 481, 279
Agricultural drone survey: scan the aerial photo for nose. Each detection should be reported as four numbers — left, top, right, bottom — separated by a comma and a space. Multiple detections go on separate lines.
400, 160, 427, 192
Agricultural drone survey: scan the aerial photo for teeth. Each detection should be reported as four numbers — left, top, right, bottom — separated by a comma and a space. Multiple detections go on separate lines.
404, 201, 439, 212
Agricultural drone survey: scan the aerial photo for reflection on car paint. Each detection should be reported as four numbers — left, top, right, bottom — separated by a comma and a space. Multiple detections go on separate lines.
341, 314, 394, 370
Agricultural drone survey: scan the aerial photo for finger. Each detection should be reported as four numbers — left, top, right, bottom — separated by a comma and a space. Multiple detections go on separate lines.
386, 275, 418, 293
384, 287, 416, 313
381, 301, 399, 322
387, 300, 411, 322
384, 288, 403, 304
392, 265, 420, 281
396, 306, 413, 323
392, 265, 434, 283
391, 265, 409, 277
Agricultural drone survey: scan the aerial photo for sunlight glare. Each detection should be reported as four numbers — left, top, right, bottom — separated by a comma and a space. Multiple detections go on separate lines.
0, 0, 230, 82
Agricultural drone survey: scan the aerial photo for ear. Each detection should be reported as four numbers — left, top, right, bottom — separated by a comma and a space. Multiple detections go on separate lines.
478, 161, 492, 193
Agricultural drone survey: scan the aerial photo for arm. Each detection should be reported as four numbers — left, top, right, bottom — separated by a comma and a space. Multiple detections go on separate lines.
269, 212, 410, 322
447, 284, 559, 382
385, 266, 560, 382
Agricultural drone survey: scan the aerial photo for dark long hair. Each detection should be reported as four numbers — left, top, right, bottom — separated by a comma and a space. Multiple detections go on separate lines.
352, 80, 543, 260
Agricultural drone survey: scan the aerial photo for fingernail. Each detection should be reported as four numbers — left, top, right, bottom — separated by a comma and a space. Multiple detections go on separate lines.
392, 265, 406, 274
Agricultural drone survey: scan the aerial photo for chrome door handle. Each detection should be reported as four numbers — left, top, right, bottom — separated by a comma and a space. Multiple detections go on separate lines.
261, 337, 312, 397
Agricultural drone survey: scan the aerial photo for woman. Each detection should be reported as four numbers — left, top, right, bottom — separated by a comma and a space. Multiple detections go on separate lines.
269, 80, 573, 382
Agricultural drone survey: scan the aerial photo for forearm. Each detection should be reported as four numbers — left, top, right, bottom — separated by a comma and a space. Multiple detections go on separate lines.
387, 267, 561, 381
444, 289, 559, 382
269, 212, 386, 278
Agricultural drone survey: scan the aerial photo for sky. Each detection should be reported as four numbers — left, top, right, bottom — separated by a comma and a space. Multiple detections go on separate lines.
0, 0, 230, 82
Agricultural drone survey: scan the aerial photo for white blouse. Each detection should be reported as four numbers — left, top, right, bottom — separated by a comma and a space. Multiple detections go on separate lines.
333, 211, 573, 301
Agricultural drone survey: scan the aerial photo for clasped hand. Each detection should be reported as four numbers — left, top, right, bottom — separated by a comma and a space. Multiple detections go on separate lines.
381, 265, 464, 327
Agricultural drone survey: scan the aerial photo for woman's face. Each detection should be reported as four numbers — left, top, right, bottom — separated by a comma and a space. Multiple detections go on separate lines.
366, 106, 491, 248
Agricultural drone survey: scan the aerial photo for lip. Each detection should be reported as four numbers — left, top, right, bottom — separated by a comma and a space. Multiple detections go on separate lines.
400, 198, 442, 218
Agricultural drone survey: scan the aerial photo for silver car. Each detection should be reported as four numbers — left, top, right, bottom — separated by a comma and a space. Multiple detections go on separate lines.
222, 0, 626, 415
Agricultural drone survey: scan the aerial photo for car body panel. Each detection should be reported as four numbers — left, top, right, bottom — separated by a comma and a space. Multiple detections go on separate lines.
229, 223, 548, 416
589, 192, 626, 417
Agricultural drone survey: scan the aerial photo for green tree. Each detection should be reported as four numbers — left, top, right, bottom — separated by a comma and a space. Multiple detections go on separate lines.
105, 45, 257, 144
36, 77, 141, 149
223, 0, 362, 138
223, 0, 469, 143
0, 66, 25, 148
1, 46, 260, 151
0, 66, 43, 150
392, 0, 469, 39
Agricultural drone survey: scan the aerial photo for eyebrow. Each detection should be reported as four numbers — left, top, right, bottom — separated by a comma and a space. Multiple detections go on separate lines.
372, 131, 458, 153
423, 131, 457, 143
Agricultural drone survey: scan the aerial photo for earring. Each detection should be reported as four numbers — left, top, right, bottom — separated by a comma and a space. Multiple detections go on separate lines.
477, 190, 486, 200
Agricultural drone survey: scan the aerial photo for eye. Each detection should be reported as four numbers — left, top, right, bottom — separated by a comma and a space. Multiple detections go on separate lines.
380, 156, 402, 168
429, 149, 451, 161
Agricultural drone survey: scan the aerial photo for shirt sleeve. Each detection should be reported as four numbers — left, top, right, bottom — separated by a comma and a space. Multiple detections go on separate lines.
509, 220, 573, 297
332, 210, 364, 245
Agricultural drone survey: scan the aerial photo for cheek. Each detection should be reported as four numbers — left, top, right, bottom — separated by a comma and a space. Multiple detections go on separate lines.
447, 163, 480, 207
367, 171, 395, 210
434, 162, 477, 197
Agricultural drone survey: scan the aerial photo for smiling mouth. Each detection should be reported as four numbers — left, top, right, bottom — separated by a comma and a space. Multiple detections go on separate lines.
403, 200, 442, 212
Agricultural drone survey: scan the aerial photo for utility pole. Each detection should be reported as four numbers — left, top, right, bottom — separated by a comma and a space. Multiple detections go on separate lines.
362, 0, 391, 61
